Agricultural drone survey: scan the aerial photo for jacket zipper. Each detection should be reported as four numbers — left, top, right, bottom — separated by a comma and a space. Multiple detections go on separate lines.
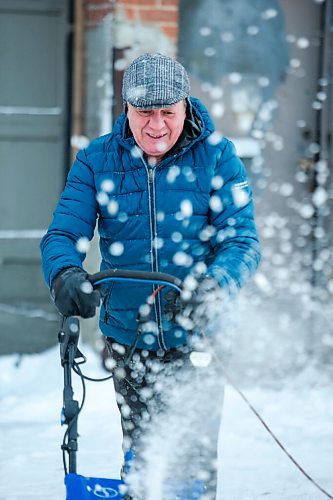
142, 158, 166, 350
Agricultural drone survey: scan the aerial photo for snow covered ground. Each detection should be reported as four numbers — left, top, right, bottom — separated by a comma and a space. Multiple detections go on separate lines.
0, 344, 332, 500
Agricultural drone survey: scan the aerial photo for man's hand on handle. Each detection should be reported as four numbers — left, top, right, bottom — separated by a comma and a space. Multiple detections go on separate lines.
51, 267, 103, 318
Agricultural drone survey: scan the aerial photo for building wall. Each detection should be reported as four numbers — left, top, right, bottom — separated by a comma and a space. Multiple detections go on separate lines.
0, 0, 326, 360
85, 0, 179, 43
77, 1, 333, 368
0, 0, 327, 359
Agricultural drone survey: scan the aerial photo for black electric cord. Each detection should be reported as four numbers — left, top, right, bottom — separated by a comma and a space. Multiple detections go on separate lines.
202, 333, 333, 500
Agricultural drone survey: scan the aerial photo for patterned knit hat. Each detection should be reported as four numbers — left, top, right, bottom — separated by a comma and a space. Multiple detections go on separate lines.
122, 53, 190, 109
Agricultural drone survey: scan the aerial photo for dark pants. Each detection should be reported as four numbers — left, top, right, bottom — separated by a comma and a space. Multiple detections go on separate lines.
105, 337, 224, 499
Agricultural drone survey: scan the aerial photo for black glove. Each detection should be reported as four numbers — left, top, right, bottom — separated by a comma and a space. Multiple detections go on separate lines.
51, 267, 102, 318
164, 276, 220, 331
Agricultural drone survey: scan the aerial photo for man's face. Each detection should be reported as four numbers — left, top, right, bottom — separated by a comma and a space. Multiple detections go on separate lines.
127, 101, 186, 161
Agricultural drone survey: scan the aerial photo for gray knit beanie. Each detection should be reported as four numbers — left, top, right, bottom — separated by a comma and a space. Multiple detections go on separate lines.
122, 53, 190, 109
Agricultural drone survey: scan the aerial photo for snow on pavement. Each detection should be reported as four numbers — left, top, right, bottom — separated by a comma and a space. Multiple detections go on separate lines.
0, 345, 332, 500
219, 369, 333, 500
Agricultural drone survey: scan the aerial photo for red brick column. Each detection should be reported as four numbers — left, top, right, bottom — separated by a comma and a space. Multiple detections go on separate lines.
118, 0, 179, 42
85, 0, 180, 43
85, 0, 116, 26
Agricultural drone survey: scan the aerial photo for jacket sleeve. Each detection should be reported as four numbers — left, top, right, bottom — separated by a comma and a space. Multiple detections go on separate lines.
40, 149, 98, 287
205, 140, 261, 293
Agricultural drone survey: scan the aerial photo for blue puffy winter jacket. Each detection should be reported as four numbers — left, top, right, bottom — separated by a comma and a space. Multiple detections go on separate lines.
40, 97, 261, 350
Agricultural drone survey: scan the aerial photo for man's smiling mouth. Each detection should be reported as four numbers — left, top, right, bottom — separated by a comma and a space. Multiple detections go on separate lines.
146, 132, 167, 139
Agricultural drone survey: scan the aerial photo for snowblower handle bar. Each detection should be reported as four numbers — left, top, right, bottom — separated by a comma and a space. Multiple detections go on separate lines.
88, 269, 183, 292
59, 270, 182, 477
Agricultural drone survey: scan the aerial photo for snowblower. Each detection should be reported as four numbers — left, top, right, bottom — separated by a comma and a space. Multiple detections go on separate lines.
58, 269, 206, 499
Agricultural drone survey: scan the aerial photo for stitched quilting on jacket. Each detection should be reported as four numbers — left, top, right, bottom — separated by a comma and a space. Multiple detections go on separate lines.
40, 97, 261, 350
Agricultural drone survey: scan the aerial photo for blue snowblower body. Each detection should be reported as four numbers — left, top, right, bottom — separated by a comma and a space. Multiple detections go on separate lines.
65, 474, 124, 499
64, 474, 204, 499
59, 269, 205, 499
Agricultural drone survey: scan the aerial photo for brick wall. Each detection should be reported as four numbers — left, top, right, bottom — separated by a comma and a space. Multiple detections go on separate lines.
85, 0, 115, 26
85, 0, 180, 43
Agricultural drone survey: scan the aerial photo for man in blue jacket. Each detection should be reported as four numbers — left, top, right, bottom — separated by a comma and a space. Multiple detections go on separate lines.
41, 53, 260, 499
